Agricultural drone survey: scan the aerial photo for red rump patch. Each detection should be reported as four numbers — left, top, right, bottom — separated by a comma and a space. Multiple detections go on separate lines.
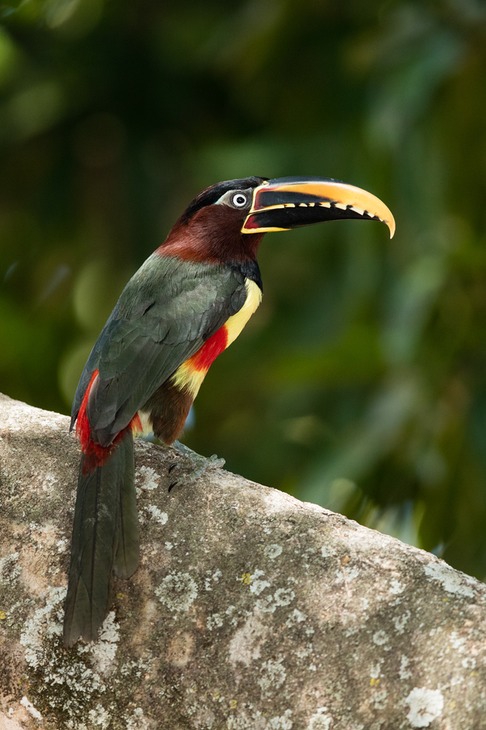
76, 370, 100, 464
189, 326, 228, 372
76, 369, 141, 474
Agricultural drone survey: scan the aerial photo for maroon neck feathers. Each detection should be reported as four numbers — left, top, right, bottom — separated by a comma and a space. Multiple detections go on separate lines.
156, 205, 264, 263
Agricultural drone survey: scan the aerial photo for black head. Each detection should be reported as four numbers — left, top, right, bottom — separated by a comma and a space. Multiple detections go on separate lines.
179, 177, 268, 225
162, 177, 269, 262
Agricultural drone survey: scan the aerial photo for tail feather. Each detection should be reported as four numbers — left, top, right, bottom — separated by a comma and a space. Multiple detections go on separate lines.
114, 433, 139, 578
63, 430, 138, 647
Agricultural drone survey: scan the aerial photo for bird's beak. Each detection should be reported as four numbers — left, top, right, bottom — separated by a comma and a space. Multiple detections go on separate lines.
241, 177, 395, 238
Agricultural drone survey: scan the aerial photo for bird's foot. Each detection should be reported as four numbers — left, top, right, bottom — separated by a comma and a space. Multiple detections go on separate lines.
167, 442, 225, 493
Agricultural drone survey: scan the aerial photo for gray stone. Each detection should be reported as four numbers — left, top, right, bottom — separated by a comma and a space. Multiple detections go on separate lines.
1, 393, 485, 729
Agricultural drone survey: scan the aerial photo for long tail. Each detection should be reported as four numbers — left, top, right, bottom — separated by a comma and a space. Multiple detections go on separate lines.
63, 429, 139, 647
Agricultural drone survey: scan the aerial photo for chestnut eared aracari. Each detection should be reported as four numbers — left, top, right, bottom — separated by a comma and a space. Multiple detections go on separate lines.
63, 176, 395, 646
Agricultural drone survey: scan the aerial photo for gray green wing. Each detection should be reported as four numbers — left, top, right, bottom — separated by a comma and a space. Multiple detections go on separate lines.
72, 254, 248, 446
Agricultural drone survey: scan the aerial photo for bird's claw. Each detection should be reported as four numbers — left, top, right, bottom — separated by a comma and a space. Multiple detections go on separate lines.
166, 444, 225, 493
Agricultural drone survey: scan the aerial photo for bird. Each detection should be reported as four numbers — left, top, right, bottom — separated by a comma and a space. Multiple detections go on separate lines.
63, 176, 395, 646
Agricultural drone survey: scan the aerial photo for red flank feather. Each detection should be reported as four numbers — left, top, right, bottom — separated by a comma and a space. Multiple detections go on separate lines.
189, 326, 228, 372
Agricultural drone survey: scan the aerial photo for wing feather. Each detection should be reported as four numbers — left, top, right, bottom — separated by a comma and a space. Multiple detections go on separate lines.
72, 255, 248, 446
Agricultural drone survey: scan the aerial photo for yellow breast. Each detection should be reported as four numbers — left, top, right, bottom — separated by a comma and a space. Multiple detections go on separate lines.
225, 278, 262, 346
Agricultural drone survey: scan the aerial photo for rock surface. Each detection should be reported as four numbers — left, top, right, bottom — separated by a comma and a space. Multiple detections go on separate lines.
1, 393, 486, 729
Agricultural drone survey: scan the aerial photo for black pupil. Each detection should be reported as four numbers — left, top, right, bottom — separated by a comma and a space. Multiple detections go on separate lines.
234, 193, 246, 206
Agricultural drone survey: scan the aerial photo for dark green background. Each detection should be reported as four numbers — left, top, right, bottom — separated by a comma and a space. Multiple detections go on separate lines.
2, 1, 486, 576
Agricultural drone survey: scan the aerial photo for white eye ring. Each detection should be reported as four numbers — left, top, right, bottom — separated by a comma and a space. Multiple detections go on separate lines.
231, 192, 248, 208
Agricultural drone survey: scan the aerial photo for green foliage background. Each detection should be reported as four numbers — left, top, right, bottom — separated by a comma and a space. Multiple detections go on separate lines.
1, 0, 486, 576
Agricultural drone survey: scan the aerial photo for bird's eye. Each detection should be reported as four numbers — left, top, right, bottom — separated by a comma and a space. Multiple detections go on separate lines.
231, 192, 249, 208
